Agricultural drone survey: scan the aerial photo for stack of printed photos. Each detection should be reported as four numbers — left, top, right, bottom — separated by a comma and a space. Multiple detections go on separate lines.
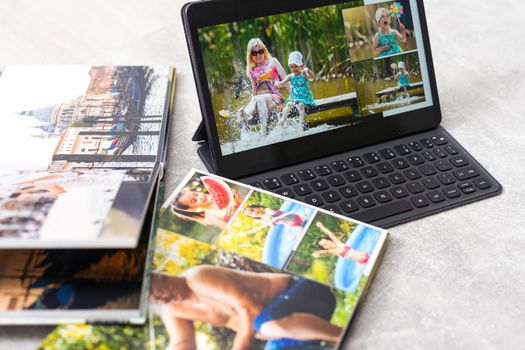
0, 65, 176, 323
39, 169, 388, 349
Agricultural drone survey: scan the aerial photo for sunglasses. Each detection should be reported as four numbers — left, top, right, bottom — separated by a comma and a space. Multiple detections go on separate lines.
251, 49, 265, 57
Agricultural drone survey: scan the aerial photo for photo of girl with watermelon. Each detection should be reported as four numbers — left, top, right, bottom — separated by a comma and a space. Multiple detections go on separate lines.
159, 173, 250, 244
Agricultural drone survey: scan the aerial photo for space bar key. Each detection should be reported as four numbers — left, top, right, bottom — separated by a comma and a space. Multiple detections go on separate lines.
350, 200, 413, 223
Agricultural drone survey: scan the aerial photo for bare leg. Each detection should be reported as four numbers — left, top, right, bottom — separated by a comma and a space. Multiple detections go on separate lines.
256, 97, 269, 136
279, 103, 294, 128
297, 103, 306, 132
258, 312, 342, 345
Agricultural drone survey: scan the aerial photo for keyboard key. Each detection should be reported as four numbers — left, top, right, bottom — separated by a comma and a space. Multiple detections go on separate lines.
363, 152, 380, 163
281, 173, 299, 185
311, 179, 329, 191
378, 148, 396, 159
473, 178, 492, 189
327, 174, 345, 187
438, 173, 456, 185
348, 156, 364, 167
431, 135, 448, 145
443, 186, 461, 198
457, 182, 472, 190
391, 186, 409, 198
305, 195, 324, 206
344, 170, 362, 182
420, 138, 434, 148
450, 156, 469, 168
263, 178, 282, 190
434, 148, 448, 158
419, 164, 437, 176
444, 144, 459, 155
407, 181, 425, 194
355, 181, 374, 193
408, 141, 423, 151
393, 144, 411, 155
372, 177, 390, 189
388, 172, 406, 184
351, 200, 413, 222
376, 162, 394, 174
461, 186, 476, 194
339, 185, 357, 198
293, 184, 312, 196
315, 165, 332, 176
411, 195, 430, 208
403, 168, 422, 180
322, 191, 341, 203
453, 167, 480, 180
407, 154, 425, 165
331, 160, 348, 172
361, 166, 378, 178
250, 182, 263, 189
298, 169, 316, 180
427, 190, 446, 203
436, 160, 453, 172
357, 195, 376, 208
422, 177, 440, 189
374, 191, 393, 203
340, 200, 359, 213
421, 151, 436, 162
276, 188, 295, 198
392, 158, 410, 169
325, 205, 342, 215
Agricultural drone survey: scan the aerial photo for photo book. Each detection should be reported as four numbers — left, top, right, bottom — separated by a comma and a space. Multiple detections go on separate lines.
39, 169, 388, 349
0, 65, 176, 248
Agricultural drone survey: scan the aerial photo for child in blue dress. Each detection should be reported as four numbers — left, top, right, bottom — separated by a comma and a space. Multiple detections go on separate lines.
373, 7, 407, 57
394, 61, 410, 98
276, 51, 315, 132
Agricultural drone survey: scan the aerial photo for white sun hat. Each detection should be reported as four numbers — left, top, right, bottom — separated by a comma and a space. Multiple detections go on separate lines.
398, 61, 406, 69
375, 8, 389, 23
288, 51, 303, 66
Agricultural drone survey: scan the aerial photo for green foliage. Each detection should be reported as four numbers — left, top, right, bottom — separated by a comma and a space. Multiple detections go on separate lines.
331, 276, 367, 327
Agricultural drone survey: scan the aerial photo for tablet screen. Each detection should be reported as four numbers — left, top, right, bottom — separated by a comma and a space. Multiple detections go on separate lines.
198, 0, 433, 156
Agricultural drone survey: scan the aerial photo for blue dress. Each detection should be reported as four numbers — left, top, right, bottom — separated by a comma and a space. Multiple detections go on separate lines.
398, 71, 410, 86
287, 74, 316, 107
377, 30, 403, 57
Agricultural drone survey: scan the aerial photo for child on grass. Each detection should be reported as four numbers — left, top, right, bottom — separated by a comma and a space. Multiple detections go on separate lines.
311, 222, 369, 264
243, 204, 308, 229
394, 61, 410, 98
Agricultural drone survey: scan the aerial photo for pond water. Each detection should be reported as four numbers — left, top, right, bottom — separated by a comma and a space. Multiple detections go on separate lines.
212, 77, 361, 155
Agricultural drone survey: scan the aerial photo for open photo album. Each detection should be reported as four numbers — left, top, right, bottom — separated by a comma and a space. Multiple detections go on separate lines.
0, 65, 175, 248
39, 169, 388, 349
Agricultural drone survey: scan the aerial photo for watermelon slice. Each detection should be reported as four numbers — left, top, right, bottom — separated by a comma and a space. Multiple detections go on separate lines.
201, 176, 234, 210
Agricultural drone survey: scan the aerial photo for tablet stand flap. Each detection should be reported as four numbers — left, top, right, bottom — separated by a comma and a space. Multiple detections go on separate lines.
197, 143, 216, 173
192, 121, 208, 142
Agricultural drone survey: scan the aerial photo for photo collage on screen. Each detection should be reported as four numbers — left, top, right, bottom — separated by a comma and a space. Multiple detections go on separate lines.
198, 0, 428, 156
154, 169, 387, 349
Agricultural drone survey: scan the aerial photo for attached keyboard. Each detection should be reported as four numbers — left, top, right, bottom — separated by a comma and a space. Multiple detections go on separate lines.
239, 127, 502, 228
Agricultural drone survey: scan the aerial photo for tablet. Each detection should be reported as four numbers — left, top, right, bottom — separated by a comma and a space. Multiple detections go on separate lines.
183, 0, 441, 178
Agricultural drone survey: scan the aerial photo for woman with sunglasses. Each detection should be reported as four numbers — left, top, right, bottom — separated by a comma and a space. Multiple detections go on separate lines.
238, 38, 289, 136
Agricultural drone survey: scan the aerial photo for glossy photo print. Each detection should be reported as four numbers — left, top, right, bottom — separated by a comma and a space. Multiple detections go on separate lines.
158, 171, 250, 244
342, 0, 418, 62
285, 212, 385, 294
198, 2, 369, 156
214, 190, 315, 269
150, 232, 357, 350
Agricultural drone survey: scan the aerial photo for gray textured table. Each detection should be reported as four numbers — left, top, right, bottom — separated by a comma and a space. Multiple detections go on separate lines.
1, 0, 524, 349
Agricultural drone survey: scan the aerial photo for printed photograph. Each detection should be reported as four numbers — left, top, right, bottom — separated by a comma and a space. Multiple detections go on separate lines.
150, 231, 357, 350
198, 2, 371, 155
0, 65, 171, 183
0, 238, 148, 313
285, 212, 384, 294
342, 1, 418, 62
352, 51, 424, 116
0, 169, 124, 242
158, 172, 250, 244
214, 190, 316, 269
